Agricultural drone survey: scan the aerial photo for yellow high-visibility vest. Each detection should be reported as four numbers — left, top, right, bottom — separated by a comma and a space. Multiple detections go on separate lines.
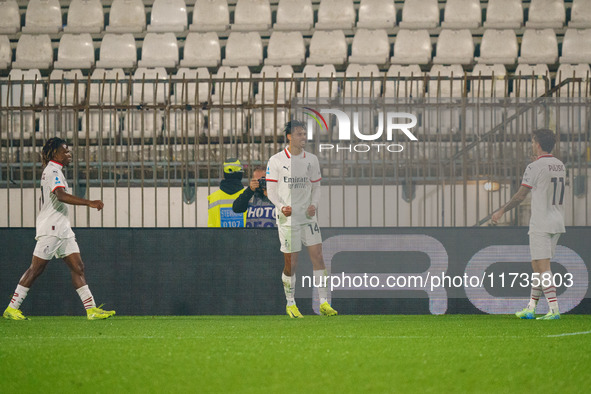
207, 188, 247, 227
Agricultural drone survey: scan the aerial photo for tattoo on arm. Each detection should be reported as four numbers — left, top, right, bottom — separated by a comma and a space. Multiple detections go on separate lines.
501, 186, 530, 213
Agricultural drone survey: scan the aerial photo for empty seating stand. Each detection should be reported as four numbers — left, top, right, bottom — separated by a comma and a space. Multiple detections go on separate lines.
484, 0, 523, 28
316, 0, 356, 30
147, 0, 188, 33
64, 0, 104, 33
96, 34, 137, 69
138, 33, 179, 68
13, 35, 54, 70
265, 32, 306, 66
22, 0, 62, 34
391, 29, 432, 65
54, 34, 95, 70
190, 0, 229, 32
349, 29, 390, 65
442, 0, 481, 29
107, 0, 146, 33
399, 0, 439, 29
274, 0, 313, 31
357, 0, 396, 29
232, 0, 272, 31
180, 32, 221, 67
0, 0, 21, 34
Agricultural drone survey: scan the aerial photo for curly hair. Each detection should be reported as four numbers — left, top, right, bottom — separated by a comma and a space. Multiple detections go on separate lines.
42, 137, 67, 165
283, 120, 307, 137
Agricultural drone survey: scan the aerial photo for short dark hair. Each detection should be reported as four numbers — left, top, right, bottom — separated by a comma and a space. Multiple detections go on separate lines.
533, 129, 557, 153
42, 137, 67, 165
283, 120, 307, 137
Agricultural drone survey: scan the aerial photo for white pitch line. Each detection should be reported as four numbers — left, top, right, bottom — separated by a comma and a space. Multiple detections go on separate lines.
546, 330, 591, 338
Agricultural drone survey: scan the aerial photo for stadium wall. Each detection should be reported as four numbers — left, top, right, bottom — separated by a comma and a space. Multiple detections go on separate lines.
1, 227, 590, 316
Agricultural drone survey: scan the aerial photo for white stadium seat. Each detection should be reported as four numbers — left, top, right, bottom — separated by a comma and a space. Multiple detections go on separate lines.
222, 32, 263, 66
513, 64, 550, 97
65, 0, 104, 33
212, 66, 251, 104
518, 29, 558, 65
555, 63, 591, 97
190, 0, 229, 32
316, 0, 356, 30
148, 0, 188, 33
47, 69, 86, 137
256, 65, 295, 103
569, 0, 591, 28
442, 0, 481, 29
84, 68, 127, 138
22, 0, 62, 34
13, 34, 53, 70
265, 32, 306, 66
0, 35, 12, 70
483, 0, 523, 29
107, 0, 146, 33
385, 65, 424, 97
433, 30, 474, 65
526, 0, 565, 29
0, 0, 21, 34
96, 34, 137, 69
299, 65, 338, 98
180, 32, 221, 67
559, 29, 591, 64
138, 33, 179, 68
391, 29, 432, 65
399, 0, 439, 29
173, 67, 211, 104
54, 34, 95, 70
357, 0, 396, 29
307, 30, 347, 65
470, 64, 508, 98
130, 67, 170, 138
232, 0, 272, 31
428, 64, 465, 98
476, 29, 518, 65
274, 0, 313, 31
344, 64, 382, 97
1, 69, 45, 139
349, 29, 390, 65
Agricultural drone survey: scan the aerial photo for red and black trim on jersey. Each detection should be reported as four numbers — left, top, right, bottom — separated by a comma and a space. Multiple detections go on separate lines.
49, 160, 64, 168
311, 178, 322, 183
536, 154, 553, 160
521, 183, 533, 189
284, 147, 306, 159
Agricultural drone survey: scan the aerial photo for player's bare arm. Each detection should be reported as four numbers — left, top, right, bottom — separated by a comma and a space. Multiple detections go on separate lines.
281, 206, 292, 217
54, 187, 104, 211
491, 185, 530, 223
307, 205, 316, 217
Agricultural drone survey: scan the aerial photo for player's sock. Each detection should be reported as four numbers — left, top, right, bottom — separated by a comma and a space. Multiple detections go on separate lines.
8, 284, 29, 310
76, 285, 96, 310
541, 271, 559, 314
313, 269, 329, 304
527, 284, 542, 310
282, 273, 296, 307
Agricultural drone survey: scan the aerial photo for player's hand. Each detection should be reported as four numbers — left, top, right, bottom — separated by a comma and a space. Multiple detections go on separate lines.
249, 178, 259, 191
307, 205, 316, 218
491, 209, 503, 224
89, 200, 104, 211
281, 206, 292, 217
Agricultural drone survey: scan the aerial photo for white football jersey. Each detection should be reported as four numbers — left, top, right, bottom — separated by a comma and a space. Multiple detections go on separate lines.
521, 154, 566, 234
266, 147, 322, 226
36, 160, 75, 239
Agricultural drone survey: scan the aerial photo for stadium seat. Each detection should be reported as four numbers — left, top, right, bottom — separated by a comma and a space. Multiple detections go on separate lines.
64, 0, 104, 33
265, 32, 305, 66
399, 0, 439, 29
256, 65, 295, 103
130, 67, 170, 138
555, 63, 591, 97
0, 35, 11, 70
0, 0, 21, 34
148, 0, 188, 32
274, 0, 313, 31
299, 65, 338, 98
441, 0, 481, 29
349, 29, 390, 65
96, 34, 137, 69
428, 65, 465, 97
107, 0, 146, 33
343, 64, 382, 97
391, 29, 432, 65
518, 29, 558, 65
12, 34, 53, 70
513, 64, 550, 97
252, 107, 287, 137
171, 68, 208, 138
54, 34, 95, 70
526, 0, 565, 29
385, 65, 424, 97
357, 0, 396, 29
1, 69, 45, 138
476, 29, 518, 65
138, 33, 179, 68
559, 29, 591, 64
483, 0, 523, 28
470, 64, 508, 98
554, 64, 590, 136
84, 68, 127, 139
180, 32, 221, 67
46, 69, 86, 136
433, 30, 474, 65
569, 0, 591, 28
222, 32, 263, 66
316, 0, 356, 30
22, 0, 62, 34
212, 66, 251, 104
190, 0, 229, 32
307, 30, 347, 65
232, 0, 272, 31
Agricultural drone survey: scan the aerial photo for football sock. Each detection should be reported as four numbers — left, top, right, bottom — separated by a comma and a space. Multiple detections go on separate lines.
541, 271, 559, 314
313, 269, 329, 305
282, 273, 296, 307
76, 285, 96, 310
8, 284, 29, 310
527, 284, 542, 310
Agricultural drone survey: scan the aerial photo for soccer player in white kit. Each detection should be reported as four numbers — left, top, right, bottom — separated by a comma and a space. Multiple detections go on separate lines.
492, 129, 565, 320
266, 121, 338, 318
3, 138, 115, 320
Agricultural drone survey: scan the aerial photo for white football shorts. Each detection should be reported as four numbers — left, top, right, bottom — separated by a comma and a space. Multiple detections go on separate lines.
529, 232, 561, 260
278, 222, 322, 253
33, 236, 80, 260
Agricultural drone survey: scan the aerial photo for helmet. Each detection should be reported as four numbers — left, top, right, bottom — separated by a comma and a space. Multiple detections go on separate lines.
223, 158, 243, 174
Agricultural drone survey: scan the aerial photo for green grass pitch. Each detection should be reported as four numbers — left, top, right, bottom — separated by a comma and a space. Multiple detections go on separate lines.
1, 315, 590, 393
